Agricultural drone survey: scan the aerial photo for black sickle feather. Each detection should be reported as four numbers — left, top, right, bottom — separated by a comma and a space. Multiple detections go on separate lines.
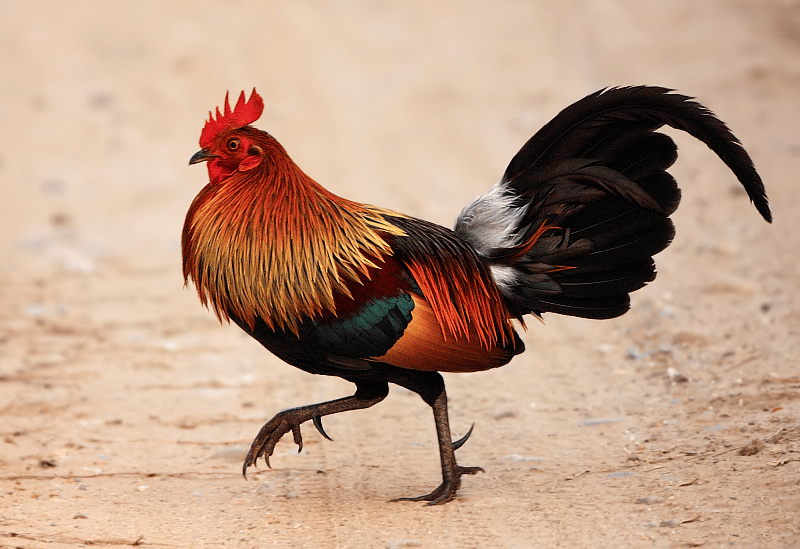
462, 86, 772, 321
503, 86, 771, 222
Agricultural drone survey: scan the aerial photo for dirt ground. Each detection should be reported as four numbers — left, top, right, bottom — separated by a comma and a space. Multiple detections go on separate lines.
2, 1, 800, 547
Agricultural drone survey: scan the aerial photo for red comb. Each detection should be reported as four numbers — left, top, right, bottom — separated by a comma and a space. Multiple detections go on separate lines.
199, 89, 264, 148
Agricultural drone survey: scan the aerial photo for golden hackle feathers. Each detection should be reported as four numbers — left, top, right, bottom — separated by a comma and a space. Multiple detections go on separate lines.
183, 144, 406, 336
199, 89, 264, 148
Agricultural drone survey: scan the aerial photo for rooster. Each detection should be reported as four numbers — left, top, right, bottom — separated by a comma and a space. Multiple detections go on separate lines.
183, 87, 770, 504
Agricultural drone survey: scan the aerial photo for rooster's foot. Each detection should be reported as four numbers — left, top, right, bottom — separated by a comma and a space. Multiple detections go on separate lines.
241, 382, 389, 478
242, 410, 306, 476
392, 465, 484, 505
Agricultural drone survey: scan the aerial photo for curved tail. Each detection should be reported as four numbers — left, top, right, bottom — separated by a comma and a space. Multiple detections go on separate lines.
455, 86, 771, 321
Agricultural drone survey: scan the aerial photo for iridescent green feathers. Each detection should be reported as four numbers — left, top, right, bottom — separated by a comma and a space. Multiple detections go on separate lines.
310, 291, 415, 359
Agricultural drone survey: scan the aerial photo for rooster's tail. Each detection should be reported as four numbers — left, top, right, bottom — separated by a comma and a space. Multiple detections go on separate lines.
455, 86, 771, 321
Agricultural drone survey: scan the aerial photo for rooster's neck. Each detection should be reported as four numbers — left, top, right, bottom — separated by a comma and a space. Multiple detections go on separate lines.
182, 156, 405, 335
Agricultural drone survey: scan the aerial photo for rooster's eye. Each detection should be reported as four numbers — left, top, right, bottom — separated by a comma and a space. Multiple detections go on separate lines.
227, 138, 241, 151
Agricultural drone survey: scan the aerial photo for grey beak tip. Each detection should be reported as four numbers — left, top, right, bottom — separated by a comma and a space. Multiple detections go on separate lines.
189, 149, 211, 165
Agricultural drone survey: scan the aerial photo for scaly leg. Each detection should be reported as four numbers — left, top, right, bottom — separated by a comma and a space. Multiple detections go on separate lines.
242, 379, 388, 477
393, 372, 483, 505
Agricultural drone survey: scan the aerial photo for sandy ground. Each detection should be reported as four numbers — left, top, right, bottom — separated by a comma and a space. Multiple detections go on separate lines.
2, 1, 800, 547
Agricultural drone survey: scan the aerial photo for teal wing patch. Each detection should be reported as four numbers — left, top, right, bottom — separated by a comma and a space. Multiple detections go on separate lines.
308, 291, 415, 359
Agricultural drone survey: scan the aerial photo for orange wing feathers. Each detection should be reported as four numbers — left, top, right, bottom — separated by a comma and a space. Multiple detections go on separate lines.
377, 293, 519, 372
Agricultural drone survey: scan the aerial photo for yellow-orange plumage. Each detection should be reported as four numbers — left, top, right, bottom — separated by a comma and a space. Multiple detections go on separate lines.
183, 138, 407, 335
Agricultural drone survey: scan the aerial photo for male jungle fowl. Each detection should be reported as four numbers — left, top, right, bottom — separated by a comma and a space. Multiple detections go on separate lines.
183, 87, 771, 505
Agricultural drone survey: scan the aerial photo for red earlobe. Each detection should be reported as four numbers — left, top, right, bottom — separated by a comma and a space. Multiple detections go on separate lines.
238, 156, 261, 172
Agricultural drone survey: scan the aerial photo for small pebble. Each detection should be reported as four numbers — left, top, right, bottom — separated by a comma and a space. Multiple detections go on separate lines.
607, 471, 637, 478
636, 495, 665, 505
667, 367, 688, 383
738, 438, 765, 456
627, 348, 645, 360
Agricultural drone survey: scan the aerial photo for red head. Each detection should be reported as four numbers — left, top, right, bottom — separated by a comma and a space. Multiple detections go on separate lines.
190, 89, 267, 184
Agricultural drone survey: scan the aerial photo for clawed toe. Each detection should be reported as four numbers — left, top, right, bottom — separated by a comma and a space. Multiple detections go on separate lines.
392, 465, 484, 505
242, 415, 306, 478
392, 484, 459, 506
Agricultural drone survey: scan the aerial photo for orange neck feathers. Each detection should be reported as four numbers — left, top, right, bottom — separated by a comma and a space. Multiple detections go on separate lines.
182, 136, 405, 335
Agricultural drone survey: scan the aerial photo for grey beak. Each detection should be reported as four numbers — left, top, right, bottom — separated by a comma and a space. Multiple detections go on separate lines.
189, 149, 214, 165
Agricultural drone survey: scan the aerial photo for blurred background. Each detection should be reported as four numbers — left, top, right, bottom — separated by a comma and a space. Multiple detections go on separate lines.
1, 1, 798, 546
2, 0, 795, 276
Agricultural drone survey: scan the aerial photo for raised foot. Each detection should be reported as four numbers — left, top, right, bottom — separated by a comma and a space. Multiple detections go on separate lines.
242, 410, 306, 477
240, 387, 388, 479
392, 465, 484, 506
